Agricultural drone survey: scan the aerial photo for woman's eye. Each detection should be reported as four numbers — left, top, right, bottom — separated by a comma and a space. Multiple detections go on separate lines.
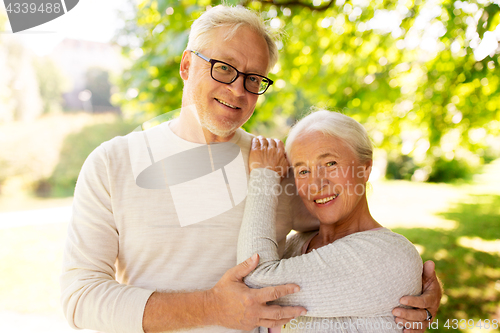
326, 161, 337, 167
298, 170, 309, 175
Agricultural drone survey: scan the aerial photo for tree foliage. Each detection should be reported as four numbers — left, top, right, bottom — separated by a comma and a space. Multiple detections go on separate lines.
116, 0, 500, 181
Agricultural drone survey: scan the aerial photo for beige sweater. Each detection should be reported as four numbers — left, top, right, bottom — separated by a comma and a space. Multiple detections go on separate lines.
60, 122, 318, 333
237, 169, 423, 332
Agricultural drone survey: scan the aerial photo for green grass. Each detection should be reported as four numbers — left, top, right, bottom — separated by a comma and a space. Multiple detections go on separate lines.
368, 160, 500, 332
393, 194, 500, 333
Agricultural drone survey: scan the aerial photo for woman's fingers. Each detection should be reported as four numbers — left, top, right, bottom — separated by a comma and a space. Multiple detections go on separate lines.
256, 136, 280, 151
249, 136, 287, 177
275, 138, 284, 150
258, 136, 268, 148
251, 137, 261, 149
267, 137, 276, 148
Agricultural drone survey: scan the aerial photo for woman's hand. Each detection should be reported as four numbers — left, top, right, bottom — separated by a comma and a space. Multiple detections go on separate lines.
249, 136, 289, 178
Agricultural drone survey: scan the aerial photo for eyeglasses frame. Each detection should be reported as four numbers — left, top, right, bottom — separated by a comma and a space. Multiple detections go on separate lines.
190, 50, 274, 95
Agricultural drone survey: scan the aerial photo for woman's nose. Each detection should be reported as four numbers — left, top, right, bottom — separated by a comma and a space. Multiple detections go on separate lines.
308, 167, 329, 195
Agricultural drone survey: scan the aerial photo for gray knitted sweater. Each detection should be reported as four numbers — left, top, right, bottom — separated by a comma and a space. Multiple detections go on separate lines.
237, 169, 423, 332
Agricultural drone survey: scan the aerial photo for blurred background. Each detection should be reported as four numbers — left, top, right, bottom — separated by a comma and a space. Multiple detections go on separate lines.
0, 0, 499, 332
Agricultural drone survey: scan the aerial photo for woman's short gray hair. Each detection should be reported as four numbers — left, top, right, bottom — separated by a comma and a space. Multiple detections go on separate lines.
285, 110, 373, 163
186, 5, 280, 72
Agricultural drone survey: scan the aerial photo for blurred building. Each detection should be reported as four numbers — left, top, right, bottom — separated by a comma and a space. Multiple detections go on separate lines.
50, 38, 124, 112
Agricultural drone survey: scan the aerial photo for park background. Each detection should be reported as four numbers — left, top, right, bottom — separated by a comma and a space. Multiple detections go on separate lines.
0, 0, 499, 332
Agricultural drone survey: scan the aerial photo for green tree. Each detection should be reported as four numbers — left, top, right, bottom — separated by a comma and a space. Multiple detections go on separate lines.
116, 0, 500, 181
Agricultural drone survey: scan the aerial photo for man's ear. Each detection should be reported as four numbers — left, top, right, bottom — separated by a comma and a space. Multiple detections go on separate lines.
180, 50, 191, 80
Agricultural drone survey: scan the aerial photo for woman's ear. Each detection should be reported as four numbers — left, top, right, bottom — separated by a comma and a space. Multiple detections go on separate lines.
180, 50, 191, 80
364, 159, 373, 183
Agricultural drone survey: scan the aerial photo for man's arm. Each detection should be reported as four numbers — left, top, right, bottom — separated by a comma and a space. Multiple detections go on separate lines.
61, 146, 154, 333
143, 254, 306, 332
61, 145, 305, 333
392, 260, 443, 333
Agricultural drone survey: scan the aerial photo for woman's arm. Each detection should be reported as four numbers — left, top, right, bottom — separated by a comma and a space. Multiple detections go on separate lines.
237, 168, 423, 318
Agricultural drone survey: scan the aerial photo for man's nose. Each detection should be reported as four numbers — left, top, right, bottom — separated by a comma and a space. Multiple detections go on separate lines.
227, 75, 246, 96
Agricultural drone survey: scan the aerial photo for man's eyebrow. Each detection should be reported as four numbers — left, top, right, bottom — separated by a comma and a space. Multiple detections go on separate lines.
217, 55, 266, 75
218, 55, 237, 64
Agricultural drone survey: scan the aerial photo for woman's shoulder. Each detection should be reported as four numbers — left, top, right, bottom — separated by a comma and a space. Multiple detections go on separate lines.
339, 228, 422, 266
350, 228, 416, 248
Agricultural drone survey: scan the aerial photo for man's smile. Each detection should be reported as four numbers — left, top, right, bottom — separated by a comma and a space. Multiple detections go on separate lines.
215, 98, 241, 109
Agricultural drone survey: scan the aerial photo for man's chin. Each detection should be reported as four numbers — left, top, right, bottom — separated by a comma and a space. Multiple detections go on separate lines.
201, 120, 239, 141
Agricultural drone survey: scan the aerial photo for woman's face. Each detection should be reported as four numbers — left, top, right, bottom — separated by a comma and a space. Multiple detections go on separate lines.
289, 132, 371, 225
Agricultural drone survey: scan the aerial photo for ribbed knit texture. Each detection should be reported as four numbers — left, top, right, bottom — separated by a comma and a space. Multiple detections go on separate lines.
237, 169, 423, 332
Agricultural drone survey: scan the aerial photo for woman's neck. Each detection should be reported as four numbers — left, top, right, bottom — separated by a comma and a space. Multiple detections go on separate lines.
307, 196, 382, 251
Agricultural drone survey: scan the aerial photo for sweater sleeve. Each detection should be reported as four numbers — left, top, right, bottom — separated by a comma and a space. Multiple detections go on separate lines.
237, 169, 423, 318
60, 145, 154, 333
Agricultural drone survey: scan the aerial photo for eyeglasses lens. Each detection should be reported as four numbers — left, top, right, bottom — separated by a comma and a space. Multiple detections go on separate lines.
212, 61, 269, 94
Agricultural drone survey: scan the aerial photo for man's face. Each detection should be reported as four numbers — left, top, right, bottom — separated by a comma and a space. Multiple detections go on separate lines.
180, 26, 270, 140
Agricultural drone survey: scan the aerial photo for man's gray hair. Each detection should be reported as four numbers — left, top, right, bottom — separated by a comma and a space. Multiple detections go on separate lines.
285, 110, 373, 163
186, 5, 280, 72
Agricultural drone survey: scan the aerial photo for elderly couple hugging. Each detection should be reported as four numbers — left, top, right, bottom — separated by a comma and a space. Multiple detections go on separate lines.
61, 4, 441, 333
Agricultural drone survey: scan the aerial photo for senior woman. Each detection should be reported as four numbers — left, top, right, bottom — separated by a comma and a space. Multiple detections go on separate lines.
237, 110, 423, 332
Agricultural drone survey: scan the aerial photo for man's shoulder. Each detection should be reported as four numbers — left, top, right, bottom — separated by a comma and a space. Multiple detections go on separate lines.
100, 121, 180, 154
98, 124, 252, 168
93, 130, 145, 161
234, 127, 254, 150
100, 132, 133, 150
240, 128, 255, 139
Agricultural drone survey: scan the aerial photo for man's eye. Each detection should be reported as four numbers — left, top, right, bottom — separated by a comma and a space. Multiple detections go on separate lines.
326, 161, 337, 167
221, 65, 229, 71
298, 170, 309, 175
247, 76, 262, 85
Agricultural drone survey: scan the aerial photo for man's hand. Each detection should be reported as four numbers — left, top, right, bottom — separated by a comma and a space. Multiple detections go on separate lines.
392, 260, 443, 333
206, 254, 307, 330
249, 136, 289, 178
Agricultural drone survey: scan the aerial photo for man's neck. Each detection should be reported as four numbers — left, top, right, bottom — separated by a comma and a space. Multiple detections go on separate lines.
169, 107, 236, 144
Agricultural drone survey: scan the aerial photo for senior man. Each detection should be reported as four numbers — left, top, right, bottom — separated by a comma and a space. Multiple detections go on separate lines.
61, 5, 441, 333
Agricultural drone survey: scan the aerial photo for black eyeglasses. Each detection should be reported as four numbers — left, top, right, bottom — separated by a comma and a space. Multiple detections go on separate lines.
190, 50, 273, 95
